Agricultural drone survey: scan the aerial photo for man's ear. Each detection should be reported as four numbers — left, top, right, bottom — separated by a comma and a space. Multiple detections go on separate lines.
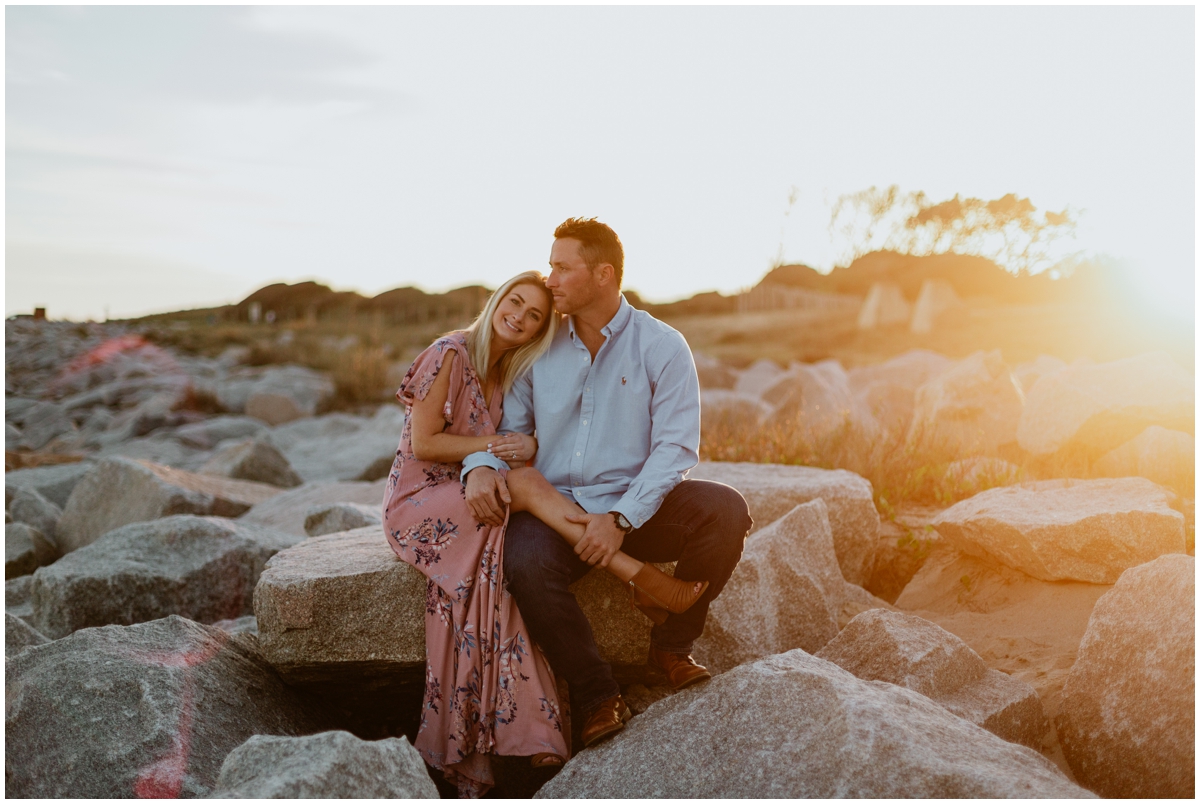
593, 262, 616, 288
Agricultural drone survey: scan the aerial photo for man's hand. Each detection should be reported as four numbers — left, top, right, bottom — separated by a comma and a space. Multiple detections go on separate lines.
566, 512, 625, 569
465, 467, 510, 527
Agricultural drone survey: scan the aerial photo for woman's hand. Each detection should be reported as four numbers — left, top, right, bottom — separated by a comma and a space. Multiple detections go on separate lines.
487, 432, 537, 466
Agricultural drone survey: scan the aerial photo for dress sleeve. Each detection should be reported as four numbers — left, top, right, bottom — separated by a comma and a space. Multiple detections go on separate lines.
396, 337, 466, 424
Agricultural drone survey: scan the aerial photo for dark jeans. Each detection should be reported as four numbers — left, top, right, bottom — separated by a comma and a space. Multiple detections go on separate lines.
503, 479, 752, 718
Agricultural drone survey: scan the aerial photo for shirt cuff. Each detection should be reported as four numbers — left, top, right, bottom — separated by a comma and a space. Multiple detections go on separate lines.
460, 451, 508, 484
610, 499, 649, 530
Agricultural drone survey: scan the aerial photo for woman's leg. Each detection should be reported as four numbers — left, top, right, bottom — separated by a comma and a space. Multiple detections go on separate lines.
506, 466, 643, 582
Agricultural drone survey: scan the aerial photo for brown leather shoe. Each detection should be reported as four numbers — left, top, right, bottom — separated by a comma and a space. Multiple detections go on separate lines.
580, 694, 631, 748
649, 645, 712, 690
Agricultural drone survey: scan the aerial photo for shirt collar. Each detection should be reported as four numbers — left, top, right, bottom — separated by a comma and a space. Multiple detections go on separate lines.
567, 294, 634, 342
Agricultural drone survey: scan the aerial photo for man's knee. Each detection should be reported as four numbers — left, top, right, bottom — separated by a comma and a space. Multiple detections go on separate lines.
689, 480, 753, 538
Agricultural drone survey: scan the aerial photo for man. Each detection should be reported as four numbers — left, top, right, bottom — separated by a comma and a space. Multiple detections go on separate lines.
462, 217, 751, 749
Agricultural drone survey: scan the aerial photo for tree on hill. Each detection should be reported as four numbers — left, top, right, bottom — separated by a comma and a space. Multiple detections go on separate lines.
829, 186, 1078, 276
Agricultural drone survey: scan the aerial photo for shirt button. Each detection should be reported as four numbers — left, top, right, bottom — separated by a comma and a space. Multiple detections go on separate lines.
582, 420, 588, 425
576, 451, 581, 456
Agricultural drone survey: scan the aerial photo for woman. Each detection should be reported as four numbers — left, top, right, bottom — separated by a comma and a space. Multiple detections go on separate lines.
383, 271, 707, 797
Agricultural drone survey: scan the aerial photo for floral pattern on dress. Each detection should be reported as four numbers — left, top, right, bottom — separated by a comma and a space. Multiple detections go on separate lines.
382, 333, 565, 798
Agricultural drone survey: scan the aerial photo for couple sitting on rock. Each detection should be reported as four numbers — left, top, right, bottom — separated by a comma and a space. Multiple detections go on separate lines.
382, 217, 752, 797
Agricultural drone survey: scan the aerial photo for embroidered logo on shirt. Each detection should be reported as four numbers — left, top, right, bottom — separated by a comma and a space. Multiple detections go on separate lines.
621, 376, 626, 385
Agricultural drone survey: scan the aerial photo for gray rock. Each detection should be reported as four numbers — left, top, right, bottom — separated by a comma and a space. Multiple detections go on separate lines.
694, 500, 889, 674
5, 421, 20, 450
31, 515, 300, 639
1018, 351, 1194, 456
6, 575, 34, 621
5, 396, 39, 423
254, 526, 427, 685
536, 649, 1091, 798
932, 478, 1186, 583
303, 502, 382, 537
692, 352, 736, 389
5, 616, 321, 798
217, 364, 334, 422
264, 406, 405, 483
211, 731, 438, 799
199, 438, 303, 488
687, 461, 879, 586
6, 486, 62, 542
240, 479, 389, 537
906, 350, 1024, 458
5, 610, 49, 656
17, 401, 75, 450
56, 457, 283, 555
699, 389, 772, 431
4, 460, 94, 507
1093, 425, 1194, 494
94, 432, 213, 470
817, 609, 1046, 749
732, 358, 785, 397
763, 359, 880, 443
5, 523, 57, 579
848, 349, 954, 396
1013, 354, 1066, 393
173, 415, 270, 449
1056, 554, 1194, 798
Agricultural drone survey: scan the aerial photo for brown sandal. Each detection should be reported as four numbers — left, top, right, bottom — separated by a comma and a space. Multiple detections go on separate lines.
628, 565, 709, 625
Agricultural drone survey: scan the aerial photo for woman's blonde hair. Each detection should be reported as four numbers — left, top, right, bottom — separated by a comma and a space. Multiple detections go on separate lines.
463, 271, 559, 394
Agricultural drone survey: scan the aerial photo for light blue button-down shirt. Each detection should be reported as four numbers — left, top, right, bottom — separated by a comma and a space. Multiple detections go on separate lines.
461, 295, 701, 529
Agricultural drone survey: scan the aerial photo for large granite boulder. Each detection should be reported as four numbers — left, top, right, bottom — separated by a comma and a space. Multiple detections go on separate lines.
6, 486, 62, 543
687, 461, 879, 586
254, 525, 664, 685
253, 526, 427, 684
931, 478, 1186, 583
699, 389, 772, 431
1093, 425, 1194, 494
3, 460, 93, 507
173, 415, 270, 450
5, 522, 57, 579
732, 358, 784, 397
264, 406, 405, 483
56, 457, 283, 554
303, 502, 382, 537
16, 401, 75, 450
5, 610, 49, 656
1018, 351, 1194, 456
215, 364, 335, 422
848, 349, 954, 436
536, 649, 1090, 798
199, 438, 304, 488
211, 731, 438, 799
693, 500, 888, 674
817, 609, 1046, 748
762, 360, 880, 442
239, 479, 389, 537
5, 616, 321, 798
31, 516, 300, 639
906, 350, 1024, 458
1013, 355, 1067, 393
6, 575, 34, 623
1056, 554, 1194, 798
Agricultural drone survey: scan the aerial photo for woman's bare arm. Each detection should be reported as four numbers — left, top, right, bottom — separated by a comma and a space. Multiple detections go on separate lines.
408, 352, 498, 463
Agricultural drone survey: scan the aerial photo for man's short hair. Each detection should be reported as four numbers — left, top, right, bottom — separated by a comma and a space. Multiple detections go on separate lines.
553, 217, 625, 288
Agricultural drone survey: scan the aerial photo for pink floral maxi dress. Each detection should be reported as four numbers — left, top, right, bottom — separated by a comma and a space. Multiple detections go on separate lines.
382, 333, 566, 797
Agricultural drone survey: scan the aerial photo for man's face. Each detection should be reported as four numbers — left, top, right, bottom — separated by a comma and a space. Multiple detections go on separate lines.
546, 237, 602, 315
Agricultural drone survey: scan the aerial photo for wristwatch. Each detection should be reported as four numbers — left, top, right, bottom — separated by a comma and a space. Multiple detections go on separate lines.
610, 511, 635, 535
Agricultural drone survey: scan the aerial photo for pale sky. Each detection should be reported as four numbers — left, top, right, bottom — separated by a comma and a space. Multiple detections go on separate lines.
5, 5, 1195, 321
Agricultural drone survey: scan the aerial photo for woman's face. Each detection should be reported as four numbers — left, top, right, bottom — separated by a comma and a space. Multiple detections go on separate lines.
490, 283, 551, 351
